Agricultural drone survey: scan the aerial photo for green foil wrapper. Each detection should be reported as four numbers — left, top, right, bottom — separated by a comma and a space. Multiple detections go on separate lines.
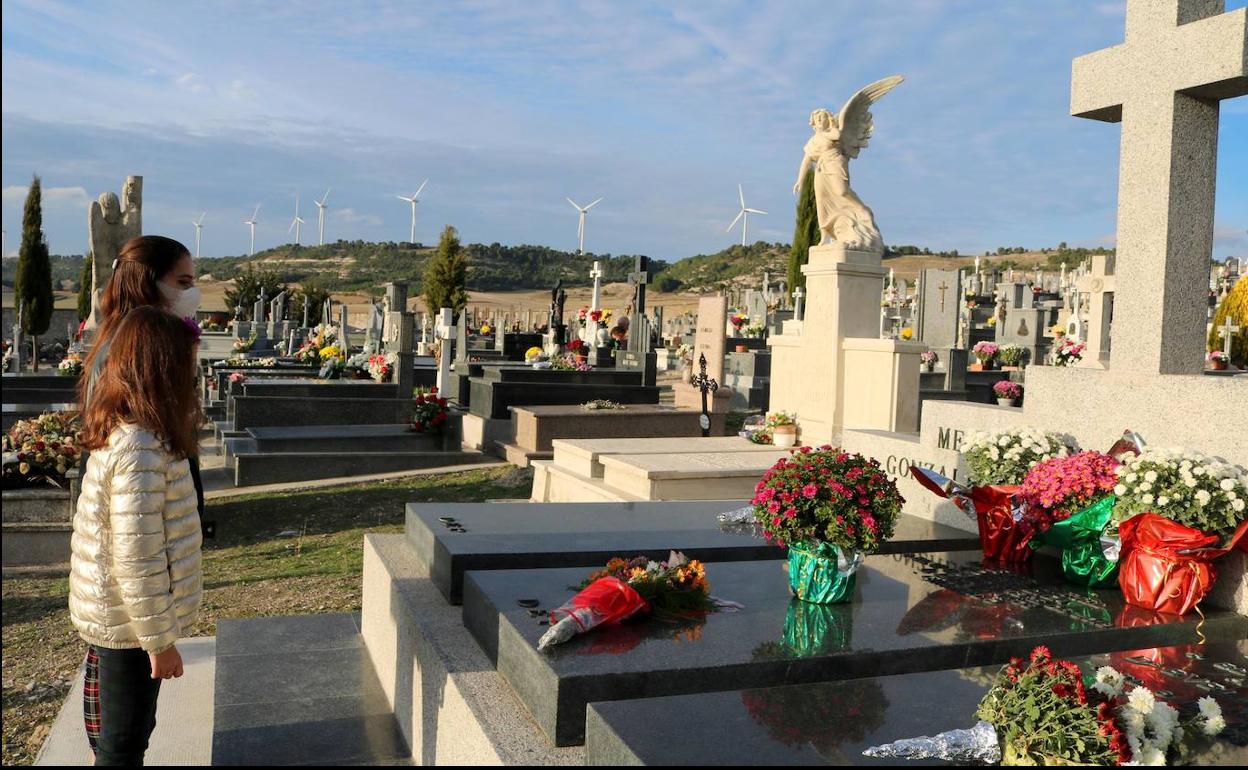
1031, 495, 1119, 587
787, 541, 862, 604
781, 598, 852, 657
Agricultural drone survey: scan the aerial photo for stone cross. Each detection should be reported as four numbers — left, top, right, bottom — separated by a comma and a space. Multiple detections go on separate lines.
589, 260, 604, 312
1071, 0, 1247, 374
10, 307, 25, 372
690, 353, 719, 438
1074, 253, 1116, 368
1216, 314, 1240, 353
937, 281, 949, 312
793, 286, 805, 321
434, 308, 455, 394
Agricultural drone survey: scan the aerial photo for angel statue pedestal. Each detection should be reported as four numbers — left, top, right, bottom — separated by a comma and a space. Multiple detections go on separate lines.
767, 76, 924, 445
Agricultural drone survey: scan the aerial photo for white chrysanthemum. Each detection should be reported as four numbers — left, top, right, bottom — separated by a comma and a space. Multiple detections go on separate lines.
1122, 708, 1147, 736
1197, 696, 1222, 720
999, 436, 1010, 447
1220, 478, 1235, 491
1114, 484, 1127, 496
1233, 498, 1245, 513
1195, 489, 1211, 505
1202, 714, 1226, 736
1140, 493, 1154, 505
1093, 666, 1124, 697
1126, 472, 1138, 483
1139, 746, 1166, 766
1128, 686, 1156, 714
1144, 470, 1158, 483
1156, 495, 1169, 507
1193, 465, 1206, 476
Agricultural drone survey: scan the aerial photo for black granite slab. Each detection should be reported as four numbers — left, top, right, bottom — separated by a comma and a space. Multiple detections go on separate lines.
587, 639, 1248, 765
408, 502, 982, 604
461, 553, 1248, 746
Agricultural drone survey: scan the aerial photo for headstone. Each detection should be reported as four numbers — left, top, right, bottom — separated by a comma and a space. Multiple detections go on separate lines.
455, 311, 468, 363
916, 268, 961, 350
434, 308, 455, 394
385, 282, 415, 395
626, 256, 651, 355
692, 295, 728, 383
338, 304, 351, 350
1074, 253, 1115, 369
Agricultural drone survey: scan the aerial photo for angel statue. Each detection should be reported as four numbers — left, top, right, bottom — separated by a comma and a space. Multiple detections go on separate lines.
793, 76, 903, 257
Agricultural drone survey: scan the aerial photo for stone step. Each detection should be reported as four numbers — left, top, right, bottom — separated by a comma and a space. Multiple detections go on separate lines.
212, 613, 411, 765
2, 521, 73, 568
233, 450, 492, 486
246, 424, 448, 454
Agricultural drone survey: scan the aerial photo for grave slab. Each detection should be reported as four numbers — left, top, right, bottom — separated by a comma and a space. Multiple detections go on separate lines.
463, 553, 1247, 746
598, 450, 791, 501
586, 639, 1248, 765
408, 501, 982, 603
501, 404, 714, 466
550, 436, 776, 479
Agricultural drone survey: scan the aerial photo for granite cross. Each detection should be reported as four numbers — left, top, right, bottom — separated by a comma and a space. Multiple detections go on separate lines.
1216, 314, 1240, 353
690, 352, 719, 438
793, 286, 805, 322
1071, 0, 1247, 374
937, 281, 949, 312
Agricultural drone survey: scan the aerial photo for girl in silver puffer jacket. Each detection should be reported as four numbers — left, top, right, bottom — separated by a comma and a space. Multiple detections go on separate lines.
71, 306, 203, 766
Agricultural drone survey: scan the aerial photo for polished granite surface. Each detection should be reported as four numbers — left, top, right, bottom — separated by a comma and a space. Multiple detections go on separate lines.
586, 640, 1248, 765
462, 553, 1248, 746
408, 501, 981, 603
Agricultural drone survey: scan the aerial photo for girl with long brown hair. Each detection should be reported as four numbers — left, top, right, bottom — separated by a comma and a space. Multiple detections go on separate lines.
70, 306, 203, 765
79, 235, 205, 513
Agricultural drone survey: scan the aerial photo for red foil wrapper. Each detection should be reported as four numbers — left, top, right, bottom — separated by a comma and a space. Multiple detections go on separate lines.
548, 576, 649, 631
972, 485, 1033, 562
1117, 514, 1248, 616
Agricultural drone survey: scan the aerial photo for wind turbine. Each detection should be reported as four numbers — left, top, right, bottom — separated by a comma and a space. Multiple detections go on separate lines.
566, 197, 603, 255
244, 205, 261, 256
396, 179, 428, 244
314, 188, 331, 246
727, 184, 767, 247
191, 213, 205, 258
288, 193, 305, 245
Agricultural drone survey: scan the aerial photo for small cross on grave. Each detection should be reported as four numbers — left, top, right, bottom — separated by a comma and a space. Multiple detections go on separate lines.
937, 281, 949, 313
691, 352, 719, 438
1216, 314, 1240, 354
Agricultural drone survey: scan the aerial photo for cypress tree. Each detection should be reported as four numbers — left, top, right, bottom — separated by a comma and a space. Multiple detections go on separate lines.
77, 256, 93, 321
16, 175, 54, 370
787, 167, 819, 292
423, 225, 469, 317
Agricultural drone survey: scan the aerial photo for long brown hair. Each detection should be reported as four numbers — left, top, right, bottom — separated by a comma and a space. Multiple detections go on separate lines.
80, 236, 190, 404
81, 306, 202, 459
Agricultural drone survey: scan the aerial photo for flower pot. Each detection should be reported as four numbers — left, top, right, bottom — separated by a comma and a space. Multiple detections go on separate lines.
996, 397, 1018, 407
735, 344, 748, 353
1211, 360, 1228, 371
771, 424, 797, 448
922, 362, 934, 373
575, 353, 588, 365
787, 542, 862, 604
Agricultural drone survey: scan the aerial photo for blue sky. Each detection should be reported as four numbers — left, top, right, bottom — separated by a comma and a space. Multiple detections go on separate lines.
2, 0, 1245, 262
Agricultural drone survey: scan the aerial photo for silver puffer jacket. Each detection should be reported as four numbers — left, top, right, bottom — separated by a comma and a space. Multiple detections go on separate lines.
69, 424, 202, 654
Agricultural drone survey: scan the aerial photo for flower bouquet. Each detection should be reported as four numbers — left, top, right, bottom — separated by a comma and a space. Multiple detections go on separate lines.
992, 380, 1022, 405
1054, 339, 1086, 366
2, 412, 82, 488
1110, 448, 1248, 615
368, 352, 395, 383
566, 338, 587, 361
971, 341, 998, 370
1021, 450, 1122, 586
228, 372, 247, 385
57, 353, 84, 378
581, 399, 624, 411
864, 645, 1226, 765
232, 331, 257, 353
537, 551, 719, 650
1207, 350, 1229, 370
550, 352, 591, 371
318, 344, 346, 379
752, 447, 903, 604
998, 343, 1024, 368
916, 428, 1072, 561
524, 346, 546, 366
730, 314, 747, 334
408, 386, 449, 433
899, 326, 914, 340
294, 340, 320, 364
919, 350, 938, 371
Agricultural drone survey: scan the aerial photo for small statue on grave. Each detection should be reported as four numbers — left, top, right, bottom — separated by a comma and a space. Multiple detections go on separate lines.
794, 77, 902, 256
84, 176, 143, 331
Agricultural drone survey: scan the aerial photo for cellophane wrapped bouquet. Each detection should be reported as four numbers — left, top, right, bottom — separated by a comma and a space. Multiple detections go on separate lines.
1020, 450, 1122, 586
538, 551, 720, 651
864, 645, 1226, 765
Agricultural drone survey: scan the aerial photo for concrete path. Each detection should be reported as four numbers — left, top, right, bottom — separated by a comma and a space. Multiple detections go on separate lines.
36, 636, 217, 766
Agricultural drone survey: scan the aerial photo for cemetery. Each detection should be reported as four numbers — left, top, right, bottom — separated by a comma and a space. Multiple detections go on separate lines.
2, 0, 1247, 767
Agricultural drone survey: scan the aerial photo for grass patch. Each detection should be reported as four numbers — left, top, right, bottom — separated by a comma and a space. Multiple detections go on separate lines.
2, 464, 532, 765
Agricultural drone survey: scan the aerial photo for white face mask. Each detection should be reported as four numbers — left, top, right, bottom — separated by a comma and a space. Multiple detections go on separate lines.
160, 283, 202, 320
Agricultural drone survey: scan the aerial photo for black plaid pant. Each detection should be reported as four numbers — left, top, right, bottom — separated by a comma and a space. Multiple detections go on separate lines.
83, 646, 162, 766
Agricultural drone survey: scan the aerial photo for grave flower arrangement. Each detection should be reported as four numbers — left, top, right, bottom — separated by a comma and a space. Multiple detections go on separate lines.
537, 551, 719, 650
992, 380, 1022, 402
367, 352, 395, 383
218, 356, 277, 368
730, 314, 747, 333
318, 344, 346, 379
918, 428, 1073, 561
228, 372, 247, 385
899, 326, 914, 340
919, 350, 938, 370
1054, 339, 1086, 366
590, 309, 604, 324
1109, 447, 1248, 615
1206, 350, 1229, 370
550, 352, 591, 371
566, 338, 587, 358
998, 343, 1024, 367
524, 346, 545, 364
752, 446, 903, 604
1020, 451, 1122, 586
864, 645, 1226, 765
309, 322, 338, 349
972, 341, 998, 366
577, 306, 589, 327
2, 412, 82, 488
581, 399, 624, 411
232, 331, 257, 353
408, 386, 449, 433
57, 353, 84, 378
294, 340, 320, 364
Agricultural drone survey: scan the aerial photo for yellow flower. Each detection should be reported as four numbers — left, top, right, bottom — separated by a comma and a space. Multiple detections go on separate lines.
480, 324, 491, 334
900, 327, 914, 340
524, 346, 543, 361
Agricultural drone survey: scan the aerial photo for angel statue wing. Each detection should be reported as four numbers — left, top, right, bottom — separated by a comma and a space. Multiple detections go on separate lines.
836, 75, 904, 159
